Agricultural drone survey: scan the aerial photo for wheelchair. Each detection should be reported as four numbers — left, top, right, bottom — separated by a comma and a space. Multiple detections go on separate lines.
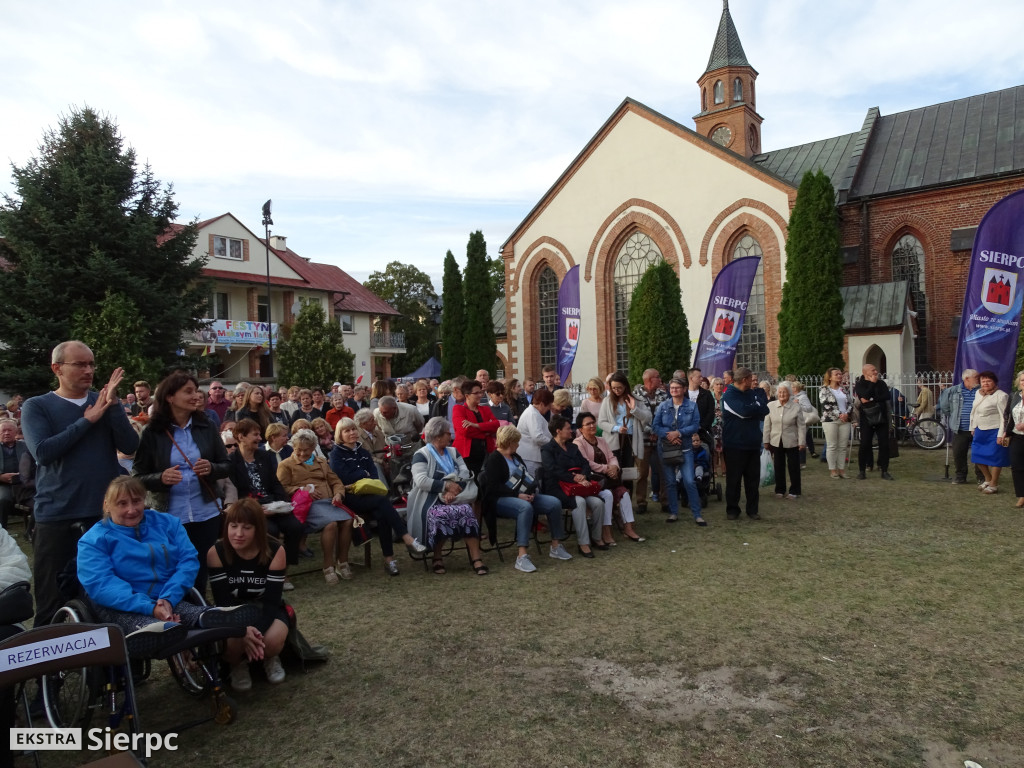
44, 581, 246, 732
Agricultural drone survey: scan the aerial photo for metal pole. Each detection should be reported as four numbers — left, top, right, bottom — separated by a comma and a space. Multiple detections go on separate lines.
262, 200, 274, 379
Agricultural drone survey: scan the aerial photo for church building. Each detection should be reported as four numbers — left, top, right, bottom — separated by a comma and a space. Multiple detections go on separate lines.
498, 1, 1024, 381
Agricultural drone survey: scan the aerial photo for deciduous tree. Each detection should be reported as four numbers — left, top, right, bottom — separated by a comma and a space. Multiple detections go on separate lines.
0, 106, 209, 394
364, 261, 437, 375
275, 302, 354, 389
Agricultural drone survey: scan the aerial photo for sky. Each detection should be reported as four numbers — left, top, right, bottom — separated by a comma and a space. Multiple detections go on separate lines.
2, 0, 1023, 293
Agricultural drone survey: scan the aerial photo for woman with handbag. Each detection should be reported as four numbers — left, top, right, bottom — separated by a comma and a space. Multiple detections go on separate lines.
574, 412, 644, 543
207, 498, 291, 691
481, 425, 572, 573
228, 418, 303, 589
819, 367, 852, 479
762, 385, 806, 499
133, 370, 232, 594
540, 414, 610, 557
276, 430, 354, 585
972, 370, 1010, 494
407, 417, 487, 576
598, 372, 651, 476
652, 378, 704, 525
1002, 370, 1024, 507
328, 417, 427, 576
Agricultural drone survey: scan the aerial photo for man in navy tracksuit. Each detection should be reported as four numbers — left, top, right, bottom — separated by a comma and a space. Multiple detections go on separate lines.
721, 367, 770, 520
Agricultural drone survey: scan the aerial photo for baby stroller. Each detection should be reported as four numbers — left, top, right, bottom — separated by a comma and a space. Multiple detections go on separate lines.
384, 433, 415, 510
692, 435, 722, 507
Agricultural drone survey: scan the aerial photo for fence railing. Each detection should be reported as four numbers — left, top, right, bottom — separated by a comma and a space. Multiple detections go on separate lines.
371, 331, 406, 349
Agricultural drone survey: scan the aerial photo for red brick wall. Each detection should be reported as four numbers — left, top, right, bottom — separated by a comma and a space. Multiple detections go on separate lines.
839, 176, 1024, 371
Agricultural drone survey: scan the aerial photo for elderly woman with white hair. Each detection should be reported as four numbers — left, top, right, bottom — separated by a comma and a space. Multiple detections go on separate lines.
276, 428, 354, 584
407, 417, 488, 575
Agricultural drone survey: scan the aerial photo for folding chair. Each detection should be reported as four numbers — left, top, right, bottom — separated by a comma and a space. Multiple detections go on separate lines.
1, 623, 144, 766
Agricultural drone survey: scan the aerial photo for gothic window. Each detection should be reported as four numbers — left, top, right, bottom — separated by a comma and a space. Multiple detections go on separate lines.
731, 234, 766, 374
892, 233, 928, 371
613, 232, 664, 374
733, 77, 742, 101
537, 267, 558, 368
702, 88, 707, 111
713, 80, 724, 104
749, 124, 759, 154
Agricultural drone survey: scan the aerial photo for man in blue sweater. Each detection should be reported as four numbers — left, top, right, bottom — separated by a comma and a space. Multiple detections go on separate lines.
20, 340, 140, 626
721, 367, 770, 520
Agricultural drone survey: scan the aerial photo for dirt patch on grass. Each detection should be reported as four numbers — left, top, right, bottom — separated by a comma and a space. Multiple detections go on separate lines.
577, 661, 801, 724
922, 740, 1024, 768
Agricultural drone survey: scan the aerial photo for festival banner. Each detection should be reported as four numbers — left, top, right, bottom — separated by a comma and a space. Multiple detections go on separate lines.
953, 188, 1024, 391
692, 257, 762, 378
191, 319, 279, 351
556, 265, 581, 385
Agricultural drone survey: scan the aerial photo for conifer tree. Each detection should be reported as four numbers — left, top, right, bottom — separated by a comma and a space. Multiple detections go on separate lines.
462, 230, 497, 376
777, 169, 845, 375
0, 106, 209, 394
627, 261, 690, 384
440, 250, 466, 377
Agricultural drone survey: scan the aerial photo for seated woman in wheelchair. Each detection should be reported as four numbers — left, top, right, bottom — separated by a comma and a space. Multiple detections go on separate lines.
207, 498, 290, 691
77, 476, 256, 637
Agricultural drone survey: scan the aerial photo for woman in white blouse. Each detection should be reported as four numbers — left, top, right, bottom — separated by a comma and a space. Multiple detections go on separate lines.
1003, 370, 1024, 507
971, 370, 1009, 494
819, 367, 852, 479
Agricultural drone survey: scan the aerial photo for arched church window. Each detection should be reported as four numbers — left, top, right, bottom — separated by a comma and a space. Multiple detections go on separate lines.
702, 88, 707, 112
537, 267, 558, 367
892, 233, 928, 371
749, 124, 759, 154
613, 232, 663, 373
733, 78, 743, 101
731, 234, 766, 374
714, 80, 724, 104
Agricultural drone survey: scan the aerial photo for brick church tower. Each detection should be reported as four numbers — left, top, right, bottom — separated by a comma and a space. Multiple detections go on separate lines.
693, 0, 764, 157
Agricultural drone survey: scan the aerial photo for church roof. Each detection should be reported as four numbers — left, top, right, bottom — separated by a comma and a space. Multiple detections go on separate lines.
753, 85, 1024, 201
703, 0, 753, 76
841, 281, 911, 331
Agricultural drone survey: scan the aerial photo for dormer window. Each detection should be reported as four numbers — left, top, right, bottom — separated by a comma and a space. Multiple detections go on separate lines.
713, 80, 724, 104
733, 78, 743, 101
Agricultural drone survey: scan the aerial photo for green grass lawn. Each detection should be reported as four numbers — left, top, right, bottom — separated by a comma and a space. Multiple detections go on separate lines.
14, 448, 1024, 767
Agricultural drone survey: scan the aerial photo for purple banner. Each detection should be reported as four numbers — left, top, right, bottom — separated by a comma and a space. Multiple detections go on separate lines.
692, 257, 762, 379
953, 189, 1024, 392
556, 265, 581, 385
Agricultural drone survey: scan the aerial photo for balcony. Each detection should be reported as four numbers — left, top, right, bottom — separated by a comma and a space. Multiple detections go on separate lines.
370, 331, 406, 354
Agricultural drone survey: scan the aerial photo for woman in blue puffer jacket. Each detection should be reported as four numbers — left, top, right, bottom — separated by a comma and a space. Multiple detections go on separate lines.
77, 476, 250, 634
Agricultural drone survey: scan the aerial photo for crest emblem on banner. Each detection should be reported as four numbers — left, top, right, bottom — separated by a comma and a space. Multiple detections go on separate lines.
565, 318, 580, 348
981, 268, 1016, 315
712, 308, 740, 342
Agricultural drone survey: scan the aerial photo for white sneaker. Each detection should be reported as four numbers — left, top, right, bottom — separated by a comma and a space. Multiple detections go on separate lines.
231, 661, 252, 691
549, 544, 573, 561
408, 537, 428, 554
336, 562, 353, 580
282, 580, 295, 592
515, 554, 537, 573
263, 656, 286, 685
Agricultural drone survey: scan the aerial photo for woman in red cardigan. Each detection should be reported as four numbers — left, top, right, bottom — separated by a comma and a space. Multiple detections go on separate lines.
452, 379, 500, 475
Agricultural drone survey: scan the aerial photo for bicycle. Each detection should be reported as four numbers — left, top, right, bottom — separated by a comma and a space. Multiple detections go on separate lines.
903, 413, 947, 450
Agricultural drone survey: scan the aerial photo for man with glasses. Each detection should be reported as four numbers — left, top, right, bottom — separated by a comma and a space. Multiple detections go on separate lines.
20, 340, 140, 627
206, 380, 230, 422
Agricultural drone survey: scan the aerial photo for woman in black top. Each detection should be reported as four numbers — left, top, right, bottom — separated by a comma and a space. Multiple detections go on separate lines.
229, 419, 303, 581
208, 498, 289, 692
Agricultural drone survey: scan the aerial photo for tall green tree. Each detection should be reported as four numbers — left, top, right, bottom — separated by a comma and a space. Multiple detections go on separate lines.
777, 169, 845, 375
627, 261, 691, 384
363, 261, 437, 374
462, 230, 497, 376
0, 106, 210, 395
70, 290, 160, 386
488, 252, 506, 299
440, 250, 466, 377
275, 302, 354, 389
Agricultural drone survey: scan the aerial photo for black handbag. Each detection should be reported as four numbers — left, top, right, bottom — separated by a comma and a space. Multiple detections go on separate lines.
860, 401, 886, 427
660, 438, 685, 466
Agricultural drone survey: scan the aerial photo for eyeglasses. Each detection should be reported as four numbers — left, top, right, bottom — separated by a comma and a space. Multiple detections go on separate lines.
225, 443, 238, 450
59, 361, 96, 370
209, 387, 224, 391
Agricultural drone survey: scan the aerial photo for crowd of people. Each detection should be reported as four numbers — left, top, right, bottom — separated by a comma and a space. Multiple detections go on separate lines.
2, 342, 1021, 711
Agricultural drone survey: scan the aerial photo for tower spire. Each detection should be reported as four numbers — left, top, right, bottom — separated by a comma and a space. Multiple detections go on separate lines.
703, 0, 751, 77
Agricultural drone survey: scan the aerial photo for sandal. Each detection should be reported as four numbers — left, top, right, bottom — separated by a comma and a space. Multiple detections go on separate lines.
432, 559, 446, 575
471, 559, 489, 576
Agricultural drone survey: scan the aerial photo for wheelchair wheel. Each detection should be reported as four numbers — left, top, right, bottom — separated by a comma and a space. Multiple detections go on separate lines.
715, 482, 723, 501
45, 599, 101, 728
168, 587, 213, 697
911, 418, 946, 450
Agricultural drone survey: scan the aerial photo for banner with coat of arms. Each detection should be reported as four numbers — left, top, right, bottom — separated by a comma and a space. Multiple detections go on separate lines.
556, 266, 581, 385
954, 188, 1024, 391
691, 257, 762, 378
